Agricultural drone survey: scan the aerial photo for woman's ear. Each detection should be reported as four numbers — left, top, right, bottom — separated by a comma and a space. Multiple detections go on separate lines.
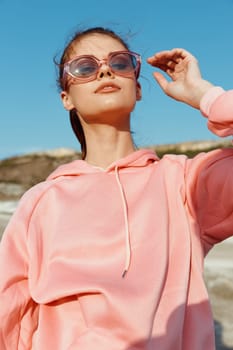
136, 82, 142, 101
60, 91, 75, 111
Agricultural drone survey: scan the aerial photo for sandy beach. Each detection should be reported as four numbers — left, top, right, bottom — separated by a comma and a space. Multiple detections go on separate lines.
0, 201, 18, 236
204, 237, 233, 349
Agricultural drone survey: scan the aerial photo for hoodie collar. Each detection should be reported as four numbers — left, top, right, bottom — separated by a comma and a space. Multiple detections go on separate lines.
47, 149, 159, 180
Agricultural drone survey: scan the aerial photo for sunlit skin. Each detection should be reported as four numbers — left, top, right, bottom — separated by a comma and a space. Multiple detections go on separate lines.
61, 34, 141, 168
61, 35, 213, 168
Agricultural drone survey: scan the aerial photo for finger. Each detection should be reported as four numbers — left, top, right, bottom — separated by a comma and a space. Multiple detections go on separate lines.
169, 48, 191, 58
153, 71, 168, 92
148, 48, 192, 65
147, 60, 177, 77
149, 63, 171, 72
170, 48, 197, 64
166, 60, 177, 71
147, 51, 172, 65
147, 54, 182, 68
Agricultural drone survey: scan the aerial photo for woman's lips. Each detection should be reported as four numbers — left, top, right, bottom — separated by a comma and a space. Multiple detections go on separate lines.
95, 82, 120, 93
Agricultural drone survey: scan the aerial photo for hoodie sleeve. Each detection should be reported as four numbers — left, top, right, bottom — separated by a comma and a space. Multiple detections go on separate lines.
0, 189, 41, 349
186, 87, 233, 250
200, 86, 233, 136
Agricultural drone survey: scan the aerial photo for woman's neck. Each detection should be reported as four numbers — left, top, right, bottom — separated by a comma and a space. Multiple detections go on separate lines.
83, 123, 136, 169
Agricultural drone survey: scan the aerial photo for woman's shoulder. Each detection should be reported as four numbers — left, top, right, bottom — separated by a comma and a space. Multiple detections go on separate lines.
158, 147, 233, 177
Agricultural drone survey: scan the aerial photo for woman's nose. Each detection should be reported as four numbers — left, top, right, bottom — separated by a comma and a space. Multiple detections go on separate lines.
96, 64, 114, 80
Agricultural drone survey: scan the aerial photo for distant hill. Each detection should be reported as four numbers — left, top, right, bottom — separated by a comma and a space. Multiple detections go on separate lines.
0, 140, 232, 200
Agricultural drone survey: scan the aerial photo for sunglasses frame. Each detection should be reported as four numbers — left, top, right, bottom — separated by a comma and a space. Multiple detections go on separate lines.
63, 50, 141, 83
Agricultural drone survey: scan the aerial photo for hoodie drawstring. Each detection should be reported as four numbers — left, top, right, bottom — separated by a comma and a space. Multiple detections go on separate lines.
114, 166, 131, 278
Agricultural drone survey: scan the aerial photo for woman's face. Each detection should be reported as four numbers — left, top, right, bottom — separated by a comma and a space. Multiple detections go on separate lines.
61, 34, 141, 127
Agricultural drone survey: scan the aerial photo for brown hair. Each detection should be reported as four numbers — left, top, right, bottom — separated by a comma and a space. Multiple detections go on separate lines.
56, 27, 131, 159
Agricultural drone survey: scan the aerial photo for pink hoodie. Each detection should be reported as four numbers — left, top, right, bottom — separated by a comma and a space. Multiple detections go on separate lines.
0, 87, 233, 349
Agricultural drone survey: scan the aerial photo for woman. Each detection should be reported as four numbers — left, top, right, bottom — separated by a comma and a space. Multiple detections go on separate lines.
0, 26, 232, 349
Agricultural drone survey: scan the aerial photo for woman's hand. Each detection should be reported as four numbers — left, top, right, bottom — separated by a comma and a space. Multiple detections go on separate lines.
147, 48, 213, 109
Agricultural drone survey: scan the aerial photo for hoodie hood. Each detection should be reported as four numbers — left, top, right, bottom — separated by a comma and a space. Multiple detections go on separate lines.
47, 149, 159, 180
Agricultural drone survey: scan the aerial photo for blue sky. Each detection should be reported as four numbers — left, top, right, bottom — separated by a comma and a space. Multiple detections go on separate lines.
0, 0, 233, 159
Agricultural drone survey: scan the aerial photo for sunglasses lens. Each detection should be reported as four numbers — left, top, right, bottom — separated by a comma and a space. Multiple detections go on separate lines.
69, 57, 98, 78
65, 51, 140, 82
110, 53, 137, 74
